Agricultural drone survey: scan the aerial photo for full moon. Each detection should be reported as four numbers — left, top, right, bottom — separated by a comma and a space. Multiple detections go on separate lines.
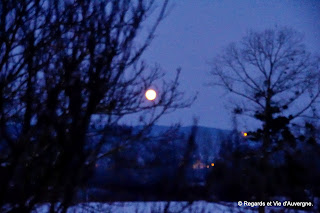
145, 89, 157, 101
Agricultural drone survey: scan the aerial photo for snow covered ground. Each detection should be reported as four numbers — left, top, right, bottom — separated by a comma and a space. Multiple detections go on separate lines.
29, 201, 316, 213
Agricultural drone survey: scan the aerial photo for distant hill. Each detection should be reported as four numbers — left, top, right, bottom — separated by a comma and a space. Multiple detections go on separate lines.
91, 124, 253, 176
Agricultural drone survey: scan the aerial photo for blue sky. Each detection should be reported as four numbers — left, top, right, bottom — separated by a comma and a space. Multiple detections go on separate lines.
141, 0, 320, 130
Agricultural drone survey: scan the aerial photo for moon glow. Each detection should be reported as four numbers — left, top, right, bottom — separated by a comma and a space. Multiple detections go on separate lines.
145, 89, 157, 101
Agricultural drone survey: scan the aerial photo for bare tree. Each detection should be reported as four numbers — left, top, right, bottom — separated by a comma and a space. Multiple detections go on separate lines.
208, 27, 320, 213
209, 27, 320, 147
0, 1, 195, 212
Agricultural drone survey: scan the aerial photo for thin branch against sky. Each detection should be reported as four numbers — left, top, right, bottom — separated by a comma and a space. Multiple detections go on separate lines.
142, 0, 320, 129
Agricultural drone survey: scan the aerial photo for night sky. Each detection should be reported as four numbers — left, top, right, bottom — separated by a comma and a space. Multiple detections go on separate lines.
142, 0, 320, 130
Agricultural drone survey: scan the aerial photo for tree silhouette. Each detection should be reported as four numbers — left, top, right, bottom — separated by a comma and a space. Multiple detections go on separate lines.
209, 27, 320, 147
208, 27, 320, 213
0, 1, 195, 212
